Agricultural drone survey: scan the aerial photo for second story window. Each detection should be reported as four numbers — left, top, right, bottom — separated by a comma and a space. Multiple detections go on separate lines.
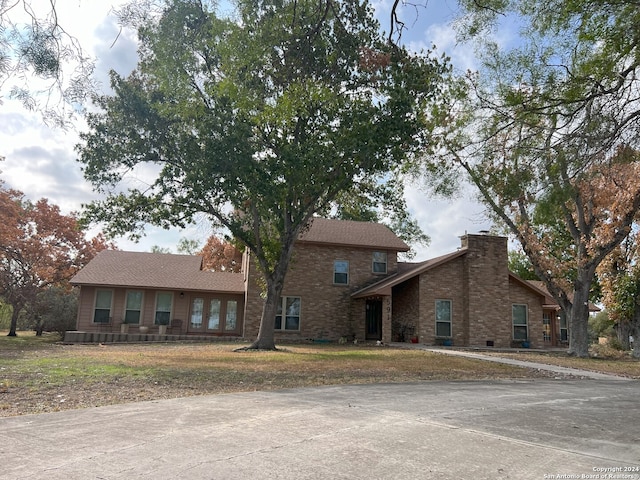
334, 260, 349, 284
372, 251, 387, 274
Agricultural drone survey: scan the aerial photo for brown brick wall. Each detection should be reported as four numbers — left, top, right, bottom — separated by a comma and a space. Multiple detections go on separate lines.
412, 234, 546, 348
243, 244, 398, 341
509, 280, 545, 348
417, 257, 467, 345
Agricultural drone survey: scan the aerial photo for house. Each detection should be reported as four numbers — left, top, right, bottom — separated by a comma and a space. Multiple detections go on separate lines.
68, 218, 568, 348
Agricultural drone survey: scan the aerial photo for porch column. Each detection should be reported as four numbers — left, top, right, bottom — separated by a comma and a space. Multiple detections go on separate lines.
382, 295, 392, 344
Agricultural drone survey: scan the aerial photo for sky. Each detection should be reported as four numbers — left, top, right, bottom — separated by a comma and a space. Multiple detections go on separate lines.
0, 0, 497, 260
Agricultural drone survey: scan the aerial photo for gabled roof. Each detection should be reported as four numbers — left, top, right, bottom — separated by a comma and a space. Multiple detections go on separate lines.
71, 250, 244, 293
351, 247, 565, 309
299, 218, 410, 251
352, 249, 467, 298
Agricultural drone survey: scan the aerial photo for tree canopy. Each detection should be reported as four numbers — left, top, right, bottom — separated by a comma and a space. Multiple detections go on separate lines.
418, 0, 640, 356
597, 231, 640, 357
0, 181, 110, 336
0, 0, 95, 125
77, 0, 449, 349
198, 236, 243, 273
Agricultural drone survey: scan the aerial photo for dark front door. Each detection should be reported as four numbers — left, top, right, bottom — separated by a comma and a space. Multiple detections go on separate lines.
365, 299, 382, 340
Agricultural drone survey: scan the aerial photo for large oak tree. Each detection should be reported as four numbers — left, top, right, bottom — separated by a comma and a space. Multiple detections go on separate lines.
421, 0, 640, 356
77, 0, 448, 349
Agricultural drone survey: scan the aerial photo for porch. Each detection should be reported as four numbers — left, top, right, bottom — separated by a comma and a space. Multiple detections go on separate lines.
63, 331, 244, 344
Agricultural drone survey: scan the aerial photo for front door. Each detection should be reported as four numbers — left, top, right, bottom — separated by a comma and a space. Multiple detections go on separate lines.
365, 299, 382, 341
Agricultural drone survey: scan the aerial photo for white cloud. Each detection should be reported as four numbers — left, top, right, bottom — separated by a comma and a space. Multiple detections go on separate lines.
405, 182, 493, 260
0, 0, 498, 259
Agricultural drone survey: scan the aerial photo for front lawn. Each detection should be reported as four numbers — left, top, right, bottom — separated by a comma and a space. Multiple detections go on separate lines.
0, 332, 636, 417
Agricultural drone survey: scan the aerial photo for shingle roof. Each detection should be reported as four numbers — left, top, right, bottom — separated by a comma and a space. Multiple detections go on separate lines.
71, 250, 244, 293
352, 249, 467, 298
299, 218, 410, 251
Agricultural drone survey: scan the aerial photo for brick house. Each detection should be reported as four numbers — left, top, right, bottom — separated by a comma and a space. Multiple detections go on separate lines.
69, 218, 568, 348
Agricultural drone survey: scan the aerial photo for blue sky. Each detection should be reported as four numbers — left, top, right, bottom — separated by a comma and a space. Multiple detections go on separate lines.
0, 0, 497, 260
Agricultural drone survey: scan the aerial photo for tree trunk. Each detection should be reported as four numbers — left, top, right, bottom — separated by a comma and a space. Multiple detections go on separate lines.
239, 217, 308, 351
631, 301, 640, 359
245, 242, 294, 351
248, 278, 283, 350
568, 280, 591, 357
7, 303, 21, 337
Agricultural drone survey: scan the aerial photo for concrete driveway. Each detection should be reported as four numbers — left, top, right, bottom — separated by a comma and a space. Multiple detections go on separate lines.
1, 375, 639, 480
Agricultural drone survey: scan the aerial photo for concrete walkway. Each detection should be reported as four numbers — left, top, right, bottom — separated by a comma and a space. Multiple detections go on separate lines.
395, 344, 634, 381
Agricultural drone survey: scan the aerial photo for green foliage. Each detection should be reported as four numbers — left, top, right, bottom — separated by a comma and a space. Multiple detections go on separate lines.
150, 245, 172, 254
0, 302, 12, 330
78, 0, 448, 347
1, 1, 95, 125
508, 249, 538, 280
428, 0, 640, 357
588, 310, 613, 340
30, 287, 79, 338
177, 238, 201, 255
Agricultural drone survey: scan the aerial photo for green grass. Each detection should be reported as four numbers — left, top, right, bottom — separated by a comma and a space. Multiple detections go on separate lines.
0, 331, 637, 417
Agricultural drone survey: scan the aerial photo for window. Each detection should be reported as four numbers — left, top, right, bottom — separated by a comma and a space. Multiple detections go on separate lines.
155, 292, 173, 325
225, 300, 238, 331
275, 297, 301, 331
559, 313, 568, 342
512, 304, 528, 340
334, 260, 349, 284
372, 252, 387, 274
190, 297, 204, 328
208, 299, 220, 330
435, 299, 452, 337
543, 312, 552, 342
93, 289, 112, 323
124, 291, 143, 324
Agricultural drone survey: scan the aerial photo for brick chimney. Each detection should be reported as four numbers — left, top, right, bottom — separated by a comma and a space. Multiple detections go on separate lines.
460, 233, 510, 347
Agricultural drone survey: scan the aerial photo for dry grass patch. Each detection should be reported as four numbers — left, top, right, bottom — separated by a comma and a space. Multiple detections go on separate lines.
0, 336, 552, 417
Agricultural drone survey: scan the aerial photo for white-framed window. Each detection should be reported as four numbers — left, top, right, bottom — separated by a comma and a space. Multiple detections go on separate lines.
93, 289, 113, 324
512, 304, 528, 340
124, 290, 143, 324
275, 296, 301, 331
225, 300, 238, 331
334, 260, 349, 285
208, 299, 220, 330
543, 312, 552, 342
190, 297, 204, 329
372, 251, 387, 274
155, 292, 173, 325
435, 299, 452, 337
